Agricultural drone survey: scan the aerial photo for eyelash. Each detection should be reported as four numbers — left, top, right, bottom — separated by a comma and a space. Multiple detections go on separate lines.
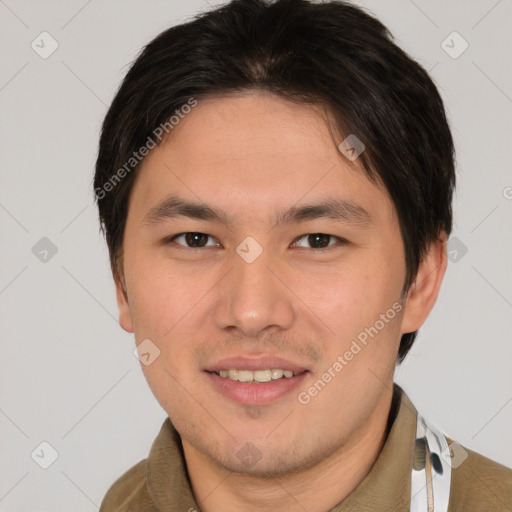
164, 232, 347, 251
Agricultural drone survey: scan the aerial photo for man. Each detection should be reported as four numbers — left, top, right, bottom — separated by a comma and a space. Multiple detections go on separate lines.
94, 0, 511, 510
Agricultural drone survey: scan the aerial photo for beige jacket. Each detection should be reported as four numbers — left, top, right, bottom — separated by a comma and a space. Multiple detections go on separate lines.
99, 386, 512, 511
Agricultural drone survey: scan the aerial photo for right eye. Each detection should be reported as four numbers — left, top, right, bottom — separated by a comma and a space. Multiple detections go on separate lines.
165, 232, 220, 249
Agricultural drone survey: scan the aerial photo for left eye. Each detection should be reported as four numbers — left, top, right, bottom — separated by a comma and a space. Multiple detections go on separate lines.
292, 233, 344, 249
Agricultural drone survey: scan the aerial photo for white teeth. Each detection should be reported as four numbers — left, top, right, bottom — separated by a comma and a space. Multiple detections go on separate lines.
271, 368, 284, 380
237, 370, 253, 383
216, 368, 298, 383
254, 369, 272, 383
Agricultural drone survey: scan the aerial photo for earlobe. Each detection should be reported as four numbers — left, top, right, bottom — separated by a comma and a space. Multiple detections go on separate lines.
400, 232, 448, 334
115, 276, 134, 333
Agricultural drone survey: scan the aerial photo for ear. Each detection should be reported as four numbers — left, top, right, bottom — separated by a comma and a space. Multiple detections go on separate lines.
115, 272, 134, 333
400, 232, 448, 334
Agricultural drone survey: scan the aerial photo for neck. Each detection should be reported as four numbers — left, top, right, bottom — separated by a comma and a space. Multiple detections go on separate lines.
183, 387, 397, 512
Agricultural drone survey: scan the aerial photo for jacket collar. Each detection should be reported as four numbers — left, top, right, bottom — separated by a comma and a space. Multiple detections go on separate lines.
145, 384, 416, 511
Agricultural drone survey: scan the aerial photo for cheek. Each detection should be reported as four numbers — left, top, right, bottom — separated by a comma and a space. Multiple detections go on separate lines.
287, 260, 401, 342
127, 265, 204, 410
124, 253, 216, 378
125, 252, 203, 338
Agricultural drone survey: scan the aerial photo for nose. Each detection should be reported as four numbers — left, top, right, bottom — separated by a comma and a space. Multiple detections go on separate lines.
214, 244, 295, 338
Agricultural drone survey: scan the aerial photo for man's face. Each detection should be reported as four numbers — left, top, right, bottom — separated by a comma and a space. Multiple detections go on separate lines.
117, 92, 408, 476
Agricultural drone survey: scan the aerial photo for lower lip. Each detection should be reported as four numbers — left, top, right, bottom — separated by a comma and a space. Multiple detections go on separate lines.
205, 371, 308, 406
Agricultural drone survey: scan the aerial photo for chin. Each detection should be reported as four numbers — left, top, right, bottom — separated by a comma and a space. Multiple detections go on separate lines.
187, 431, 333, 479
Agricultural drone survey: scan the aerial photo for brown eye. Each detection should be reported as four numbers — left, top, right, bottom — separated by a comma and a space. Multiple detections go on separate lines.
169, 232, 217, 248
307, 234, 331, 248
293, 233, 342, 249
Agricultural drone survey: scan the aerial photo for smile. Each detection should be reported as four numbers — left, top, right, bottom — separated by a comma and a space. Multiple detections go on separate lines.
213, 368, 298, 383
205, 369, 309, 406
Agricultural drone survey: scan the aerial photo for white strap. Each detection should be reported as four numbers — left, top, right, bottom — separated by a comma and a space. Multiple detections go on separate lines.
410, 414, 452, 512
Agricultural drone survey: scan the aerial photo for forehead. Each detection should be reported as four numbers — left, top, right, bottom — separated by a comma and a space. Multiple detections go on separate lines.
128, 92, 396, 229
162, 92, 346, 168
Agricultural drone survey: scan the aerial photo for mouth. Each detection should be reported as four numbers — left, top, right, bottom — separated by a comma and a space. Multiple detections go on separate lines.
208, 368, 300, 383
204, 357, 310, 405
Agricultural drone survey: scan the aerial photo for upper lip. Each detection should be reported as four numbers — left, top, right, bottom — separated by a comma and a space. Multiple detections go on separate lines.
205, 356, 309, 373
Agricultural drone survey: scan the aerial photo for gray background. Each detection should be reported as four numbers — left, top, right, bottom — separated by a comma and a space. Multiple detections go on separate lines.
0, 0, 511, 510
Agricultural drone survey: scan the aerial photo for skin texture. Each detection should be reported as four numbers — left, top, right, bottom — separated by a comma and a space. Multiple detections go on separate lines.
115, 91, 447, 512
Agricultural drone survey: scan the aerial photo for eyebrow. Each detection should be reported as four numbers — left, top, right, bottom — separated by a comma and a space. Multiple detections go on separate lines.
142, 194, 371, 228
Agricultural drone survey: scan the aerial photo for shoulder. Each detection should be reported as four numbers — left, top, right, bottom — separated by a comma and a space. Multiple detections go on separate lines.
448, 440, 512, 512
99, 458, 153, 512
